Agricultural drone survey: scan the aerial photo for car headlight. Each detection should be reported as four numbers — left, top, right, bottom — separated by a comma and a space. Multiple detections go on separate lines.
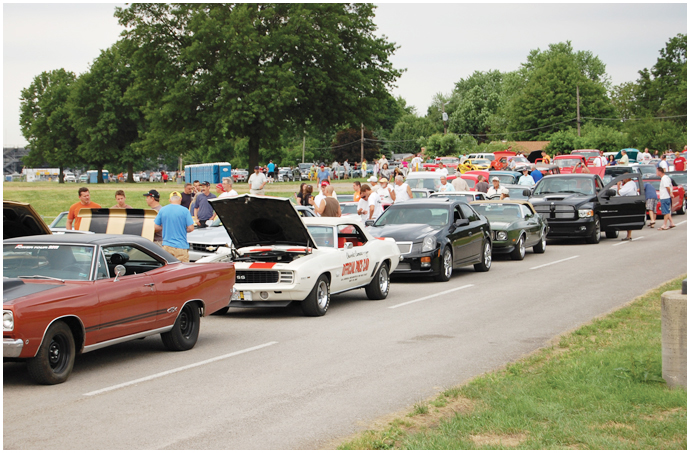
496, 231, 508, 240
578, 209, 594, 218
422, 235, 437, 252
3, 310, 14, 331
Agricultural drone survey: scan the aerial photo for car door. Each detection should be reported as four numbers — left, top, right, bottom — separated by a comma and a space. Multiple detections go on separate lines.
448, 205, 471, 265
336, 223, 371, 289
520, 204, 541, 246
457, 203, 484, 262
93, 244, 161, 343
599, 174, 646, 232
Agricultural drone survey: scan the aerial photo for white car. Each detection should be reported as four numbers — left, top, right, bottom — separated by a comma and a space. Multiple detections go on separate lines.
63, 172, 76, 183
428, 191, 487, 203
198, 195, 401, 316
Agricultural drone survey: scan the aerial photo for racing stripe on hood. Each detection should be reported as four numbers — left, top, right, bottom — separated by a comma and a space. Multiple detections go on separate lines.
249, 263, 276, 269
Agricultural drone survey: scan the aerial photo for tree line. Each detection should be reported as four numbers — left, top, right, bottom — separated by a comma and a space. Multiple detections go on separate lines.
19, 4, 686, 183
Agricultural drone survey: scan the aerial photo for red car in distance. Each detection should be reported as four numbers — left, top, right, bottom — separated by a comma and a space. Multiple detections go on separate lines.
644, 176, 687, 215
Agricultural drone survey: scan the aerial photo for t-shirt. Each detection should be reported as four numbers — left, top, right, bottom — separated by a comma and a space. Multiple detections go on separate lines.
452, 178, 470, 192
317, 169, 330, 184
644, 183, 658, 200
659, 175, 673, 200
393, 183, 411, 203
357, 198, 369, 223
248, 172, 267, 190
437, 182, 455, 192
154, 204, 194, 249
353, 190, 361, 202
658, 160, 669, 172
377, 186, 394, 203
475, 181, 490, 193
267, 162, 275, 173
217, 190, 238, 198
313, 193, 326, 215
193, 192, 216, 220
180, 192, 193, 209
531, 169, 543, 183
435, 167, 448, 177
618, 180, 638, 196
618, 154, 629, 165
673, 157, 686, 172
487, 186, 509, 198
368, 192, 384, 220
518, 175, 535, 186
68, 201, 101, 230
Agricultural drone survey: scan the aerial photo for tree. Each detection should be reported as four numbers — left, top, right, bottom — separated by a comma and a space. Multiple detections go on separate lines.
447, 70, 505, 139
420, 133, 462, 158
330, 127, 380, 163
388, 114, 436, 156
19, 69, 81, 183
116, 4, 402, 170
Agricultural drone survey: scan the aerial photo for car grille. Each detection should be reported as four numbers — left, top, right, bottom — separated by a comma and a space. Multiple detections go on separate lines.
190, 243, 225, 252
534, 205, 577, 220
396, 242, 413, 254
235, 270, 294, 284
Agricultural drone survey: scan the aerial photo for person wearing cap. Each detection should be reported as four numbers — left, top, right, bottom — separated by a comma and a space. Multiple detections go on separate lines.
376, 177, 395, 203
154, 191, 195, 262
317, 164, 330, 186
215, 183, 225, 196
312, 185, 341, 217
518, 168, 535, 186
143, 189, 164, 243
191, 181, 217, 227
312, 180, 337, 214
437, 175, 455, 192
248, 166, 268, 195
487, 177, 509, 200
218, 177, 238, 198
111, 190, 133, 209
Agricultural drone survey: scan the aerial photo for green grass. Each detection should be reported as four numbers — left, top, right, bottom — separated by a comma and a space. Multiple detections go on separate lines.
339, 276, 687, 450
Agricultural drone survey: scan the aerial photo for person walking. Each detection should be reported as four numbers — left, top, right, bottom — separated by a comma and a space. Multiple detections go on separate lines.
218, 178, 238, 198
657, 167, 676, 230
191, 182, 217, 227
392, 175, 413, 203
248, 166, 268, 195
66, 187, 101, 230
616, 176, 638, 240
111, 190, 133, 208
154, 191, 195, 262
643, 180, 658, 228
475, 175, 490, 194
316, 164, 330, 185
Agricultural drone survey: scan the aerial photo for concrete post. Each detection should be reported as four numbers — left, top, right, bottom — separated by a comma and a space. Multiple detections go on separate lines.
661, 283, 687, 389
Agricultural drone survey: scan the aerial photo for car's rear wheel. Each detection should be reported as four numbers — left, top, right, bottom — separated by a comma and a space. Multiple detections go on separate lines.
510, 235, 526, 260
586, 216, 601, 244
301, 275, 330, 317
27, 321, 75, 385
161, 302, 200, 351
365, 263, 390, 299
474, 240, 492, 272
435, 247, 453, 282
533, 230, 547, 254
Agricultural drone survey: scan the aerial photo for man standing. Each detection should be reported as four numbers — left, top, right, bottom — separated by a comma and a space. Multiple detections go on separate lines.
192, 181, 217, 227
192, 180, 201, 193
673, 152, 686, 172
267, 160, 276, 182
317, 164, 330, 185
518, 168, 535, 186
313, 181, 329, 213
618, 150, 629, 165
343, 159, 350, 179
487, 177, 509, 199
541, 151, 551, 164
361, 159, 367, 176
658, 154, 670, 172
313, 186, 341, 217
436, 162, 448, 176
218, 177, 238, 198
377, 178, 395, 203
644, 180, 658, 228
181, 183, 194, 209
111, 190, 133, 208
475, 175, 490, 194
154, 191, 195, 262
67, 187, 101, 230
393, 175, 413, 203
593, 150, 605, 167
657, 167, 676, 230
357, 184, 372, 222
452, 172, 471, 192
248, 166, 268, 195
144, 189, 164, 244
531, 165, 543, 184
616, 176, 638, 240
411, 154, 423, 172
360, 184, 383, 221
437, 175, 455, 192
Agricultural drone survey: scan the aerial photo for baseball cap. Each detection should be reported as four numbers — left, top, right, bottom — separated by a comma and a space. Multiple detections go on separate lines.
491, 177, 500, 182
169, 191, 181, 200
143, 189, 160, 198
368, 176, 377, 182
254, 166, 260, 170
321, 181, 329, 187
379, 177, 388, 183
200, 181, 210, 186
216, 183, 224, 191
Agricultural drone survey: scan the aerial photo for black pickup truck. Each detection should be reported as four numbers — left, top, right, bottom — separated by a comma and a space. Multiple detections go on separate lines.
529, 173, 646, 243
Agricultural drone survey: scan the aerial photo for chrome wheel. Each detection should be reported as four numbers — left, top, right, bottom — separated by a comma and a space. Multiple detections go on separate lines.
317, 280, 329, 310
443, 249, 452, 279
484, 242, 492, 268
378, 266, 389, 294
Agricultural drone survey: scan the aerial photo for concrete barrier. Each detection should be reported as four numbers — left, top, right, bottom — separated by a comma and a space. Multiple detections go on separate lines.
661, 284, 687, 389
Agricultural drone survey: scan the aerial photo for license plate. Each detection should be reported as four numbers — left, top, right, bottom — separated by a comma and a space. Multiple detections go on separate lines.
232, 291, 253, 301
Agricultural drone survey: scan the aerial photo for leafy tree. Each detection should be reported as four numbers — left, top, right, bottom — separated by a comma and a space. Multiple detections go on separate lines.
19, 69, 81, 183
116, 4, 402, 171
388, 114, 436, 156
610, 82, 638, 121
421, 133, 462, 158
330, 127, 380, 163
447, 70, 505, 139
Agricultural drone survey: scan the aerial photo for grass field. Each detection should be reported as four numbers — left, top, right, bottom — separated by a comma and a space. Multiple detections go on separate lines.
337, 276, 687, 450
3, 179, 361, 220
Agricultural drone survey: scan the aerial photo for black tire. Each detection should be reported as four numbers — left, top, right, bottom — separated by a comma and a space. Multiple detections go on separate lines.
510, 235, 526, 261
366, 263, 390, 299
161, 302, 200, 351
676, 197, 686, 215
474, 240, 492, 272
26, 321, 75, 385
301, 274, 330, 317
605, 229, 619, 239
434, 247, 453, 282
533, 230, 547, 254
211, 307, 229, 316
585, 216, 601, 244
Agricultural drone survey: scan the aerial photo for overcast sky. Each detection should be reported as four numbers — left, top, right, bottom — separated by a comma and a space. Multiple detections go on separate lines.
3, 3, 687, 147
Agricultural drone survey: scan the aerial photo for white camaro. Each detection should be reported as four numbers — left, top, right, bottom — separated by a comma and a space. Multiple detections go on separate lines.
198, 195, 401, 316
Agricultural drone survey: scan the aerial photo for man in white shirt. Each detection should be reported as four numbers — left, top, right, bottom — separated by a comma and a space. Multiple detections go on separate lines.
656, 167, 676, 230
312, 181, 330, 215
376, 178, 395, 203
658, 155, 670, 172
392, 175, 413, 203
410, 154, 423, 172
593, 150, 605, 167
437, 175, 455, 192
357, 184, 372, 222
616, 176, 639, 240
248, 166, 268, 195
641, 148, 652, 162
361, 184, 384, 221
217, 178, 239, 198
487, 177, 509, 199
435, 162, 448, 177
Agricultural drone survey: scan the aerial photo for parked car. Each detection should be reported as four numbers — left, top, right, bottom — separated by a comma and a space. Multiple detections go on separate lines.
336, 194, 357, 202
643, 176, 687, 215
63, 172, 76, 183
197, 195, 401, 316
277, 167, 294, 182
405, 172, 457, 193
489, 171, 522, 185
411, 188, 432, 198
3, 233, 235, 384
667, 171, 687, 192
462, 153, 495, 164
470, 200, 548, 260
428, 191, 487, 203
528, 173, 646, 243
502, 184, 533, 200
339, 201, 360, 217
366, 198, 492, 281
232, 169, 249, 183
78, 174, 89, 183
298, 163, 313, 181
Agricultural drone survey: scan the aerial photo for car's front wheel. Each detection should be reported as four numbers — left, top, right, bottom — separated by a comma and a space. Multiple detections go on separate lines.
435, 247, 453, 281
533, 230, 547, 253
510, 235, 526, 260
474, 240, 492, 272
586, 215, 601, 244
365, 263, 390, 299
301, 275, 330, 316
161, 302, 200, 351
27, 321, 75, 385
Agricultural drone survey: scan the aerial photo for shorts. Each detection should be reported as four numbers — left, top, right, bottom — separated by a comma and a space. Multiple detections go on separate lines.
268, 172, 275, 179
162, 245, 190, 263
645, 199, 657, 211
660, 198, 672, 215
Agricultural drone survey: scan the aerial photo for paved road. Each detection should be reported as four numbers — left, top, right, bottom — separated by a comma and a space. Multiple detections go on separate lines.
4, 221, 687, 449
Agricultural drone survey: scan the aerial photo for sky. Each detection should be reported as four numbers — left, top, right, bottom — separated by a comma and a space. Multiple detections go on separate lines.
3, 3, 687, 147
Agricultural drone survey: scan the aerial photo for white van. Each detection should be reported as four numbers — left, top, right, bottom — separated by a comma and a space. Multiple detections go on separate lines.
461, 153, 495, 163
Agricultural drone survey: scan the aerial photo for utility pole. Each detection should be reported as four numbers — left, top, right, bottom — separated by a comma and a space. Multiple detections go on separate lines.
360, 123, 364, 163
302, 134, 305, 163
577, 86, 580, 137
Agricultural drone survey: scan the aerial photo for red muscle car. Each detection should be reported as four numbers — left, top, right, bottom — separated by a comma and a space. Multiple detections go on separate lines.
644, 177, 687, 215
3, 234, 235, 384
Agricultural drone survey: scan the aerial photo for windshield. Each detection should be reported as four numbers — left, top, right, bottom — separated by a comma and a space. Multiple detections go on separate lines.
506, 187, 530, 199
340, 204, 358, 215
533, 177, 595, 196
429, 193, 475, 203
636, 165, 657, 177
472, 204, 523, 222
554, 158, 583, 168
374, 206, 449, 227
406, 177, 441, 191
671, 174, 686, 185
440, 158, 459, 165
572, 151, 598, 159
4, 244, 94, 280
493, 174, 515, 184
470, 159, 491, 166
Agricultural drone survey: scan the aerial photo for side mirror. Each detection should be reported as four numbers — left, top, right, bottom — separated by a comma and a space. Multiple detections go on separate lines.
523, 189, 531, 197
114, 265, 126, 282
343, 242, 353, 250
603, 188, 617, 198
365, 219, 375, 227
454, 218, 470, 227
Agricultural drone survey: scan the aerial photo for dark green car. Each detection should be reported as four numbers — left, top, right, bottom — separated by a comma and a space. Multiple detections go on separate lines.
470, 200, 549, 260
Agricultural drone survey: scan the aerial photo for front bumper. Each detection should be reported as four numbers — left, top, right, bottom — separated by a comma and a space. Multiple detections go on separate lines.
228, 283, 310, 308
4, 338, 24, 358
544, 217, 595, 238
491, 241, 516, 254
391, 250, 442, 276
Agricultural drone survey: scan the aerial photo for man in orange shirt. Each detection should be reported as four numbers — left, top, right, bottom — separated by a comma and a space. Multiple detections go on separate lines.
66, 187, 101, 230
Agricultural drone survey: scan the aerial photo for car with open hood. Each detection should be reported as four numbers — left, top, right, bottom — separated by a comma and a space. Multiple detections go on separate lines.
366, 199, 492, 281
197, 195, 401, 316
3, 234, 235, 384
4, 201, 53, 239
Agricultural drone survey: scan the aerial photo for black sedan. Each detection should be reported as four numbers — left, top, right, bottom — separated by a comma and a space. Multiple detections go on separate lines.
366, 199, 492, 281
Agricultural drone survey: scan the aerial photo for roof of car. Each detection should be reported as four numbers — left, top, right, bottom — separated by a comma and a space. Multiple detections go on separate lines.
302, 217, 366, 227
471, 199, 535, 207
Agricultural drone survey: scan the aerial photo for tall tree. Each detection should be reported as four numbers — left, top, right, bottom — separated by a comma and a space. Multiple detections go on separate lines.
447, 70, 505, 139
19, 69, 81, 183
388, 114, 436, 155
116, 3, 402, 170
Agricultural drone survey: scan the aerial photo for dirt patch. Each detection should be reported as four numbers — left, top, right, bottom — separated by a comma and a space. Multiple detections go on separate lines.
642, 407, 685, 421
599, 421, 634, 430
470, 432, 528, 447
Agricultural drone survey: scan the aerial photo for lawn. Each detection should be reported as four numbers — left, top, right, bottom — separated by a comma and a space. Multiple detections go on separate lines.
338, 276, 687, 450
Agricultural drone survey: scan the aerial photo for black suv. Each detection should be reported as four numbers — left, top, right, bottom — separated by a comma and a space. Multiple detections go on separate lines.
529, 173, 646, 243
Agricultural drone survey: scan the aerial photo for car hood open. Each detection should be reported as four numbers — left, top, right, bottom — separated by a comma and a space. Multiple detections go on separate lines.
210, 195, 316, 249
4, 201, 52, 239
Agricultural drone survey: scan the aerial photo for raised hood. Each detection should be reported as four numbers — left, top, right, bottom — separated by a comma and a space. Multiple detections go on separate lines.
210, 195, 316, 249
4, 201, 52, 239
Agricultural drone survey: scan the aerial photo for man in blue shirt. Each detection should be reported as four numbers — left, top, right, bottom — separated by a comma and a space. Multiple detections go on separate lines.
531, 165, 543, 184
191, 181, 217, 228
154, 191, 195, 262
317, 164, 331, 185
267, 160, 276, 181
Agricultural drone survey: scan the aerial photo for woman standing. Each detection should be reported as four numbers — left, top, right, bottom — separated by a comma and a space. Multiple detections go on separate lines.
380, 163, 392, 181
